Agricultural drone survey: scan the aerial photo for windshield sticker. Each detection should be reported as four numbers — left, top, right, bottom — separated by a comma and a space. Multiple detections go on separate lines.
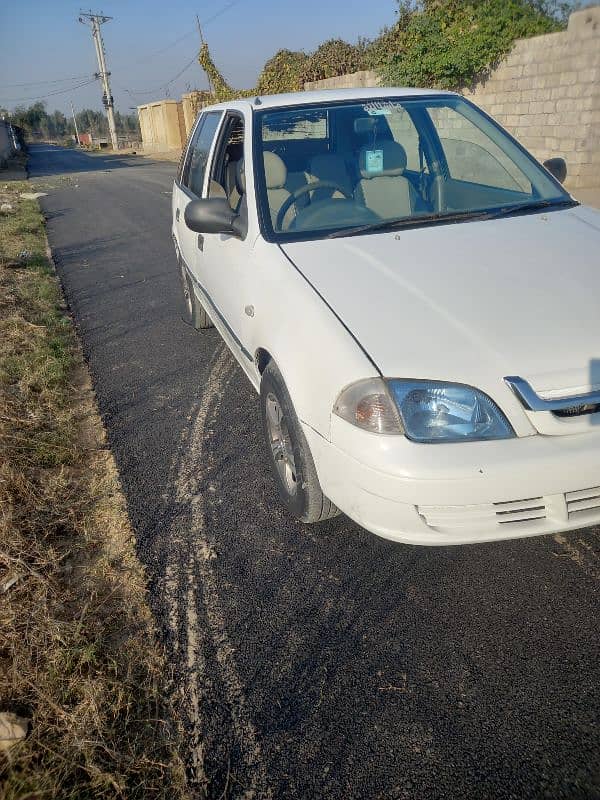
363, 101, 403, 116
365, 149, 384, 174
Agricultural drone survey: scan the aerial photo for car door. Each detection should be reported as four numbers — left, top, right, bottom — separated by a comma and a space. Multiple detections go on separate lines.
173, 110, 222, 276
192, 110, 258, 378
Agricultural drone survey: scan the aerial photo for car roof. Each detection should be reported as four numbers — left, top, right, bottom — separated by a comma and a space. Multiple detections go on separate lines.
202, 86, 457, 113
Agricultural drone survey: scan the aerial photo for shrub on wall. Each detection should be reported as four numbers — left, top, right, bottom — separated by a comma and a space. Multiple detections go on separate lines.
257, 49, 310, 94
300, 39, 368, 84
196, 0, 568, 103
376, 0, 565, 90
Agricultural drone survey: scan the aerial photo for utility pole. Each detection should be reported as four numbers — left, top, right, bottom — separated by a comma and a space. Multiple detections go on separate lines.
70, 101, 81, 146
79, 11, 119, 150
196, 14, 212, 93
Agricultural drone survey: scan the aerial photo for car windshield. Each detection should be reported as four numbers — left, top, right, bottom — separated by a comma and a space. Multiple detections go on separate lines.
254, 95, 573, 241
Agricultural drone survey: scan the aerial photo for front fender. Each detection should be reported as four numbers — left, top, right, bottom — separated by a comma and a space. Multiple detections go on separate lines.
247, 239, 379, 440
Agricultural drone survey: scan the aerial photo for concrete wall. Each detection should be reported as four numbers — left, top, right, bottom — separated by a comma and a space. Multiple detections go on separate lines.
181, 91, 212, 138
463, 6, 600, 189
304, 70, 380, 92
137, 99, 186, 153
303, 7, 600, 189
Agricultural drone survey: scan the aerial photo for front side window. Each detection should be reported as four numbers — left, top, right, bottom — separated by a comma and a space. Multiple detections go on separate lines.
183, 112, 222, 197
254, 96, 572, 242
208, 114, 246, 210
428, 106, 530, 192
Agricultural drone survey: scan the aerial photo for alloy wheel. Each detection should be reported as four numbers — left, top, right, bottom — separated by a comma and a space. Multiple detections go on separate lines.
265, 392, 298, 496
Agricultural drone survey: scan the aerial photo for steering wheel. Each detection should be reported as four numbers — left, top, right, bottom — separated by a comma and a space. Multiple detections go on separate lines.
276, 180, 352, 231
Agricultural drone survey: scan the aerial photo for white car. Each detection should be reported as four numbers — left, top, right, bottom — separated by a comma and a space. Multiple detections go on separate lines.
172, 87, 600, 546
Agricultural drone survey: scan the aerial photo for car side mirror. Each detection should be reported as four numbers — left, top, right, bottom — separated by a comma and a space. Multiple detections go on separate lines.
543, 157, 567, 185
184, 197, 244, 237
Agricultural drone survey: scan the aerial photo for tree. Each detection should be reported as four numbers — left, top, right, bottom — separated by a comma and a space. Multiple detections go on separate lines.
256, 49, 309, 94
10, 102, 48, 137
7, 103, 139, 142
300, 39, 368, 84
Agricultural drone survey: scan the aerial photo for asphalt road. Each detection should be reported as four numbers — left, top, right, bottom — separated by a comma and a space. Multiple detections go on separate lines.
31, 144, 600, 800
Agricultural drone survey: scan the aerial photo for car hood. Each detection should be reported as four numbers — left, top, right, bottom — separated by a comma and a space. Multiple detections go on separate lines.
282, 205, 600, 398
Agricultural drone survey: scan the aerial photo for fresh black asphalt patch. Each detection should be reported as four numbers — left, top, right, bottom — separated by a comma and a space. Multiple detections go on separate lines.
31, 144, 600, 800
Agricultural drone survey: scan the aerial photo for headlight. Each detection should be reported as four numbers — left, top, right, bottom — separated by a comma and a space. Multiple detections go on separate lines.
333, 378, 514, 442
387, 380, 514, 442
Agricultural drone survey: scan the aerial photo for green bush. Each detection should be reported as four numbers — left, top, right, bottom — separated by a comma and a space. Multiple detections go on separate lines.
301, 39, 368, 84
196, 0, 569, 103
377, 0, 565, 90
257, 49, 310, 94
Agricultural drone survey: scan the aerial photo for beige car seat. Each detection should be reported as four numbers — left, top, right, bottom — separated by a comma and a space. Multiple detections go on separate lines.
355, 141, 417, 219
227, 158, 246, 210
264, 151, 295, 229
307, 153, 352, 201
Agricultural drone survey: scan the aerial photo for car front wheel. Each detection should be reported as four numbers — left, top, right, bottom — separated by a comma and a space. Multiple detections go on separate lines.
260, 362, 339, 524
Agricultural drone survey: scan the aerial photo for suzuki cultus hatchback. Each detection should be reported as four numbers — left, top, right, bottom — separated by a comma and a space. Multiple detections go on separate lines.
172, 88, 600, 545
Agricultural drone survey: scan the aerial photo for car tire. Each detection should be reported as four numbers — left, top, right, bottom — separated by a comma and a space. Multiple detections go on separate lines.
178, 257, 213, 330
260, 361, 339, 524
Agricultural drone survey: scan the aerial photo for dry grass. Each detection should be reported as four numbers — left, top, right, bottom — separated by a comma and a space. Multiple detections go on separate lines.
0, 183, 189, 799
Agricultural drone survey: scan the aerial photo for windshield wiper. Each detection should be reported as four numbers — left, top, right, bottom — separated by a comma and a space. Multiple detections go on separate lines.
325, 198, 578, 239
326, 209, 492, 239
486, 198, 577, 219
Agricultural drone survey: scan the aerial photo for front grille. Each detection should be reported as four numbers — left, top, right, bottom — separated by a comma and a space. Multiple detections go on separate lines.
417, 497, 547, 530
565, 486, 600, 519
493, 497, 547, 524
553, 402, 600, 418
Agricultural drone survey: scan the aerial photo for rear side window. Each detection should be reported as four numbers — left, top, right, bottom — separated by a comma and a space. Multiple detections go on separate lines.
182, 112, 222, 196
262, 108, 328, 142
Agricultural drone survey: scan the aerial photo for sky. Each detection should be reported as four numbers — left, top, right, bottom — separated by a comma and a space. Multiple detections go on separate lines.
0, 0, 399, 116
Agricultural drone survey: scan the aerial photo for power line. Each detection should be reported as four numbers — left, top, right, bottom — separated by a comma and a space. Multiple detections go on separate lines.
117, 30, 197, 69
119, 0, 244, 100
203, 0, 244, 27
117, 0, 243, 72
3, 0, 244, 108
121, 52, 200, 97
1, 78, 99, 104
0, 74, 94, 89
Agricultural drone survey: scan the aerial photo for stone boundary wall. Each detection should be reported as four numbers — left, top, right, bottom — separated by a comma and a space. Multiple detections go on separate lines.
137, 93, 210, 152
303, 7, 600, 189
181, 91, 213, 138
137, 99, 186, 153
304, 70, 380, 92
464, 6, 600, 189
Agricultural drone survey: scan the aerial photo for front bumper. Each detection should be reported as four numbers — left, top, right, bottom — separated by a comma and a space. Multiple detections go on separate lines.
303, 418, 600, 545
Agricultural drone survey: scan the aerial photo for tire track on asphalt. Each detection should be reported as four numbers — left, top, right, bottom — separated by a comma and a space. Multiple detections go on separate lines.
553, 530, 600, 580
162, 342, 272, 799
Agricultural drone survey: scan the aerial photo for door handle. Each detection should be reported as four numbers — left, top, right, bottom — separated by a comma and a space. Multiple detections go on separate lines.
197, 234, 204, 252
175, 208, 180, 221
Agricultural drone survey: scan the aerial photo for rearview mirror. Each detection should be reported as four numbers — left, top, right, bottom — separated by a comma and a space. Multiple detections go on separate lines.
184, 197, 244, 237
354, 117, 377, 136
543, 157, 567, 184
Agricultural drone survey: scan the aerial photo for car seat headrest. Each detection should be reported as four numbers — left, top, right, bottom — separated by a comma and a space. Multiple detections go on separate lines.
359, 140, 408, 179
264, 151, 287, 189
